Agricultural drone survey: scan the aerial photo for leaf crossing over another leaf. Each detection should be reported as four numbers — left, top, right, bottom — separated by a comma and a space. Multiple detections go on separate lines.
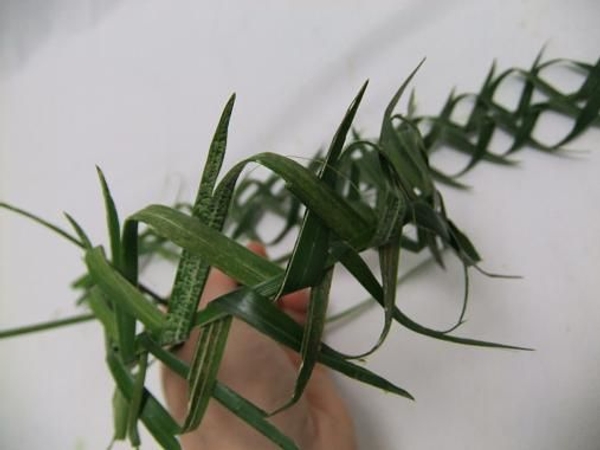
182, 315, 232, 432
2, 52, 598, 449
273, 82, 368, 413
417, 56, 600, 174
106, 351, 182, 450
249, 152, 377, 247
196, 285, 414, 400
96, 167, 139, 365
131, 205, 283, 287
139, 333, 301, 449
380, 60, 434, 200
85, 247, 165, 334
64, 213, 93, 250
127, 350, 149, 446
164, 94, 237, 345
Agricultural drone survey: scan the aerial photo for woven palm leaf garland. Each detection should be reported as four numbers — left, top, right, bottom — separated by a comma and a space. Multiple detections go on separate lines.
1, 53, 599, 449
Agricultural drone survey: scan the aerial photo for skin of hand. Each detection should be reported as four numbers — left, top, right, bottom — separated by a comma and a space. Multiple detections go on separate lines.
161, 243, 357, 450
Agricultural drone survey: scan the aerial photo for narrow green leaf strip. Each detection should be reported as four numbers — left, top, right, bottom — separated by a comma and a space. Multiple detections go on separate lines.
183, 317, 232, 432
85, 247, 165, 334
130, 205, 283, 287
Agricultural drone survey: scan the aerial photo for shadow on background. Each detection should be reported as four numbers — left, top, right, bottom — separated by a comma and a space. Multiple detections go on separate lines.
0, 0, 122, 76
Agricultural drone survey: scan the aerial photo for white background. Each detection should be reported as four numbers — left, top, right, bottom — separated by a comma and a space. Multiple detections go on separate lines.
1, 1, 599, 449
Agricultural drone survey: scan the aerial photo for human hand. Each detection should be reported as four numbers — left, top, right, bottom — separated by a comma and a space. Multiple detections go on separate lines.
162, 243, 356, 450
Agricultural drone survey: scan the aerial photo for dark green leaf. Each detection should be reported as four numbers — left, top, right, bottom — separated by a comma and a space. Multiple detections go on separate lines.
127, 351, 149, 446
64, 213, 93, 250
165, 94, 236, 344
85, 247, 165, 334
106, 352, 181, 450
202, 286, 414, 399
183, 317, 232, 432
130, 205, 283, 288
96, 166, 122, 264
0, 313, 95, 340
139, 334, 300, 449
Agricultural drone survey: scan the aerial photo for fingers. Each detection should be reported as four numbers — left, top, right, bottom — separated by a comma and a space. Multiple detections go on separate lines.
162, 260, 240, 422
164, 242, 311, 404
237, 247, 337, 414
169, 241, 309, 365
198, 266, 237, 309
278, 288, 310, 325
170, 266, 236, 365
246, 241, 268, 259
162, 241, 356, 449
